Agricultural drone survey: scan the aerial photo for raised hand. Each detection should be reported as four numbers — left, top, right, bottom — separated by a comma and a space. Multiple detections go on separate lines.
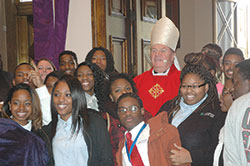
29, 59, 44, 88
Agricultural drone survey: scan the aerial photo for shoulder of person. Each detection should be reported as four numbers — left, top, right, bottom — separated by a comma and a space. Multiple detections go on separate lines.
86, 108, 106, 126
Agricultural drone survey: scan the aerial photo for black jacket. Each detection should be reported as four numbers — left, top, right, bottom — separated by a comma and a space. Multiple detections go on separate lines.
42, 109, 114, 166
32, 128, 54, 166
159, 98, 226, 166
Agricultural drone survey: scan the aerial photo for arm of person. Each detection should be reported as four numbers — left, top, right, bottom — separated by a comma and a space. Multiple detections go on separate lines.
36, 86, 51, 125
168, 130, 191, 166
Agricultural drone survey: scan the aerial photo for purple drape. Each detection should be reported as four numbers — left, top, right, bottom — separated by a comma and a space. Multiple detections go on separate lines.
33, 0, 69, 68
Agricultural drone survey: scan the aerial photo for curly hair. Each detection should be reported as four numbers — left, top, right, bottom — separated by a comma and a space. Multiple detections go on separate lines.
106, 73, 137, 99
75, 61, 106, 112
2, 83, 42, 130
168, 53, 218, 117
235, 59, 250, 80
85, 46, 115, 75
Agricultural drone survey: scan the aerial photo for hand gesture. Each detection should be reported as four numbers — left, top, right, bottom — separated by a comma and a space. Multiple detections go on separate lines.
29, 59, 44, 88
170, 144, 192, 165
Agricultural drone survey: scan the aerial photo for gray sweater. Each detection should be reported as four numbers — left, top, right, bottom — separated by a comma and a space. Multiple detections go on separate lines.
224, 92, 250, 166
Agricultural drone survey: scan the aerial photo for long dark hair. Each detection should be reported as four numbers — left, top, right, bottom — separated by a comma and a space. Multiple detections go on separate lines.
168, 53, 218, 117
2, 83, 42, 130
51, 75, 89, 138
85, 46, 115, 74
75, 61, 106, 111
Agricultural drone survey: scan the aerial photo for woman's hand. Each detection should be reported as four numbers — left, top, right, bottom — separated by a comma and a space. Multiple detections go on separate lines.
170, 144, 192, 165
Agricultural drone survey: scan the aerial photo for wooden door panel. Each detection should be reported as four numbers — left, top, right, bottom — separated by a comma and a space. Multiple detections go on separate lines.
109, 35, 128, 73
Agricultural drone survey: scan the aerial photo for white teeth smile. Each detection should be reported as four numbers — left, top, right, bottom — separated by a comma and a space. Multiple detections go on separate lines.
186, 95, 195, 100
58, 104, 67, 109
17, 112, 27, 117
82, 82, 89, 86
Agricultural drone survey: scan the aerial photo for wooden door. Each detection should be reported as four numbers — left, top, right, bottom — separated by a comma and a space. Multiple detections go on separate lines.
92, 0, 179, 76
106, 0, 131, 74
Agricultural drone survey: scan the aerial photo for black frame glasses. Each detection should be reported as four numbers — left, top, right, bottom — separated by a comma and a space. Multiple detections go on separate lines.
180, 83, 206, 89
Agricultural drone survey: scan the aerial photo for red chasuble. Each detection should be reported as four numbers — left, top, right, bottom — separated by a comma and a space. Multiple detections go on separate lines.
134, 65, 180, 116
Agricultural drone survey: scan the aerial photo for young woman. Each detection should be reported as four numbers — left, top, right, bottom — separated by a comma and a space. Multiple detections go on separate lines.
85, 47, 118, 80
43, 75, 113, 166
158, 54, 226, 166
44, 71, 64, 94
104, 73, 152, 165
75, 61, 106, 112
1, 83, 50, 165
37, 58, 56, 82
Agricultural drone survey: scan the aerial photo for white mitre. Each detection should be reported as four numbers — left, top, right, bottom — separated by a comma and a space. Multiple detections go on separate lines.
151, 16, 181, 70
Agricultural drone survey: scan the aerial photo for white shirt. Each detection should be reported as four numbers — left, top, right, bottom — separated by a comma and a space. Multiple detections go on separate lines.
22, 120, 32, 131
122, 122, 150, 166
35, 85, 51, 125
85, 92, 99, 112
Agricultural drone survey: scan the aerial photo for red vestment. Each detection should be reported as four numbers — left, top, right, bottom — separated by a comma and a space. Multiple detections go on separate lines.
134, 65, 180, 116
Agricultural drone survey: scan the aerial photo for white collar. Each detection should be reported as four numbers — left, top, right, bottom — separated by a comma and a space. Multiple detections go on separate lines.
22, 120, 32, 131
125, 121, 145, 140
152, 68, 170, 76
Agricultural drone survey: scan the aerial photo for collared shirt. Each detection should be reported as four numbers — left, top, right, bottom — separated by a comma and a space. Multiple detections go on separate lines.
85, 92, 99, 112
22, 120, 32, 131
53, 116, 88, 166
172, 94, 208, 127
122, 121, 150, 166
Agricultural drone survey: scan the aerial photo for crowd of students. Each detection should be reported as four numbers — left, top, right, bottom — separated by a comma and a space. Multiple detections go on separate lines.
0, 16, 249, 166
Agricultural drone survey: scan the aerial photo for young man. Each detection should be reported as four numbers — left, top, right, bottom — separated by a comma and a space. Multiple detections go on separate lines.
13, 63, 51, 125
223, 59, 250, 165
116, 93, 190, 166
222, 47, 244, 83
58, 50, 78, 75
134, 17, 181, 116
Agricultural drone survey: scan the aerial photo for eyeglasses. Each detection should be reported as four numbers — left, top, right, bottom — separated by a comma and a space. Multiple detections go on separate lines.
180, 83, 206, 89
118, 105, 140, 114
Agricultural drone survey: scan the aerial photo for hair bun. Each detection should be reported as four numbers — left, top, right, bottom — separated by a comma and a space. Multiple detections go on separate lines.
184, 52, 204, 65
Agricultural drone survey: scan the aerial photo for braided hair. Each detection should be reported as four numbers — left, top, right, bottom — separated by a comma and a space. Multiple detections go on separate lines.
168, 53, 218, 117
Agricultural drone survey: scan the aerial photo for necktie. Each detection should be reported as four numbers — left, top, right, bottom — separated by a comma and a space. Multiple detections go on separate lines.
126, 132, 144, 166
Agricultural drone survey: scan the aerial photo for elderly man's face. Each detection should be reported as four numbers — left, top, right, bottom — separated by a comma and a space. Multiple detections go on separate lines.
150, 44, 175, 73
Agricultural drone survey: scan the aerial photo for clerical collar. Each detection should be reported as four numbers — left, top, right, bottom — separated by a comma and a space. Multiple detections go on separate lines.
152, 68, 170, 76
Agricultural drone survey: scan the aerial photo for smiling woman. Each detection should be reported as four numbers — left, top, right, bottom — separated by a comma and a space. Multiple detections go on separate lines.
1, 83, 50, 165
43, 75, 113, 166
75, 61, 105, 112
158, 53, 226, 166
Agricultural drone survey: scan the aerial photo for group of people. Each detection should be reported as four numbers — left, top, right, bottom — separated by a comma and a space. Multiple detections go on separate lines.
0, 15, 249, 166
